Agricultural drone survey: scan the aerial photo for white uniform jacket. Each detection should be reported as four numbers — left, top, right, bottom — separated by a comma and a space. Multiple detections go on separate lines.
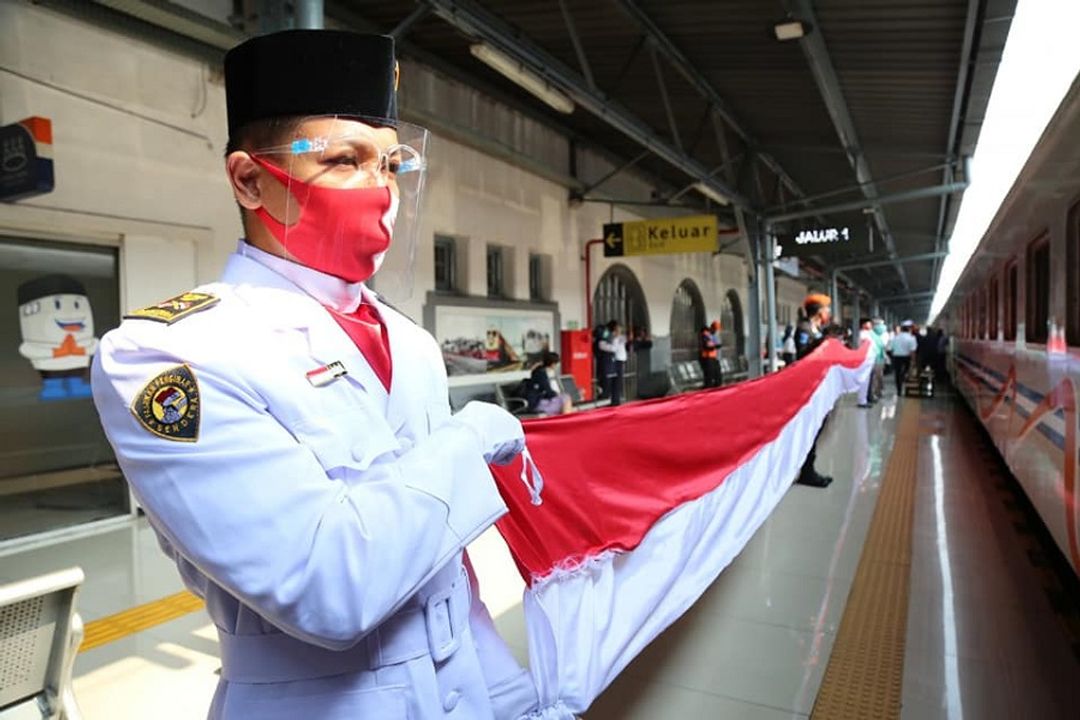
91, 248, 540, 719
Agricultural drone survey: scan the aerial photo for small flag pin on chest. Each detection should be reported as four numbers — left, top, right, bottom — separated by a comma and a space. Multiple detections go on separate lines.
306, 361, 348, 387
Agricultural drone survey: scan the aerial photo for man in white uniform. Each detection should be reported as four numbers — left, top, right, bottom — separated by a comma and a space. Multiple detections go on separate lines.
92, 30, 561, 720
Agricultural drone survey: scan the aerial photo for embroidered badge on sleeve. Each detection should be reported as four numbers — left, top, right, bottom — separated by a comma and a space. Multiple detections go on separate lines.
131, 364, 201, 442
125, 292, 219, 324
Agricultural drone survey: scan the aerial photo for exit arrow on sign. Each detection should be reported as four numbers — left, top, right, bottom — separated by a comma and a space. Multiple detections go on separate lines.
602, 223, 624, 257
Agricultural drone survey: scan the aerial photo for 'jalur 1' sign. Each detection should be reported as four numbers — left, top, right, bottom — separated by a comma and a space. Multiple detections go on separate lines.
603, 214, 719, 257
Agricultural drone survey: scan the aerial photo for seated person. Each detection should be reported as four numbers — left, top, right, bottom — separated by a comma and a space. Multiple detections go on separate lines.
525, 352, 574, 416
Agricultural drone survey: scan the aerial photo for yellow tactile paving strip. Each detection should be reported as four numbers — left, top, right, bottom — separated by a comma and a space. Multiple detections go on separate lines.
811, 400, 921, 720
80, 590, 204, 652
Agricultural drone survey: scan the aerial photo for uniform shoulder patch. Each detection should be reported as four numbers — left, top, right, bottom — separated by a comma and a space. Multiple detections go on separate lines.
125, 292, 219, 324
131, 364, 201, 442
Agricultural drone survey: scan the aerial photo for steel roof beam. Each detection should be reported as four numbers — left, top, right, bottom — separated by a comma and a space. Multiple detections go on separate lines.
422, 0, 748, 207
877, 291, 935, 303
765, 161, 952, 214
390, 4, 429, 40
932, 0, 982, 289
612, 0, 807, 204
650, 45, 683, 151
783, 0, 909, 292
557, 0, 595, 90
765, 175, 970, 225
834, 252, 948, 273
577, 149, 652, 196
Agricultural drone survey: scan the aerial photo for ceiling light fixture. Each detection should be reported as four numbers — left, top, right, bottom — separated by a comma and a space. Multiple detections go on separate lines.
694, 182, 731, 206
469, 43, 575, 114
773, 19, 810, 41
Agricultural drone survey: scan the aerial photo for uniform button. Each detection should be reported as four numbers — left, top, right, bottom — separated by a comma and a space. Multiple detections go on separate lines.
443, 690, 460, 712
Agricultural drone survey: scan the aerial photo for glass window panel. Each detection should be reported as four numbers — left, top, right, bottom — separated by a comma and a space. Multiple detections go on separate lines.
1068, 201, 1080, 346
0, 237, 128, 541
1004, 262, 1018, 341
1026, 234, 1050, 343
434, 235, 455, 292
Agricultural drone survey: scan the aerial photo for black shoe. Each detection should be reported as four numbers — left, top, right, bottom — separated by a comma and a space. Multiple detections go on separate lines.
857, 403, 872, 408
796, 469, 833, 488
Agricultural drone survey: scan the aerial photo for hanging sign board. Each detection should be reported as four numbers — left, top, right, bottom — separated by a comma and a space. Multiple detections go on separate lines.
1, 117, 54, 202
777, 226, 853, 248
603, 214, 718, 257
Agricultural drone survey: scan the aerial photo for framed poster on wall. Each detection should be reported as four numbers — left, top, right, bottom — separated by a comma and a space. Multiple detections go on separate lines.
433, 302, 558, 383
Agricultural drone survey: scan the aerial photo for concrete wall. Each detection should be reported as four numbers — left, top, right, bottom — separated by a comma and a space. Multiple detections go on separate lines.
0, 1, 751, 371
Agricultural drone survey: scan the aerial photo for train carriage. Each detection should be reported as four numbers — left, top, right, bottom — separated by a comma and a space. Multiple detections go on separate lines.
940, 74, 1080, 576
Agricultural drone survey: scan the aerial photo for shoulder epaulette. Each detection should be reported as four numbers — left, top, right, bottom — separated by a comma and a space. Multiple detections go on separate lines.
124, 292, 220, 325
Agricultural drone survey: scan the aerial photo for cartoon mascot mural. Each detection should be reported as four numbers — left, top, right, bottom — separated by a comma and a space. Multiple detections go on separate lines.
17, 274, 99, 400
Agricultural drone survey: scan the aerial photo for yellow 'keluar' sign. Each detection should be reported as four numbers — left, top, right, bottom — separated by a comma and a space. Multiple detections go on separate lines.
602, 215, 718, 257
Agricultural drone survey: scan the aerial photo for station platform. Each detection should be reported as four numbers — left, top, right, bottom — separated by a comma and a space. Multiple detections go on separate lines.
3, 385, 1079, 719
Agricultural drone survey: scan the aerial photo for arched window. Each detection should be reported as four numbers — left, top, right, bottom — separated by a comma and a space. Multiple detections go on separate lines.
593, 264, 650, 399
720, 289, 745, 359
669, 279, 706, 363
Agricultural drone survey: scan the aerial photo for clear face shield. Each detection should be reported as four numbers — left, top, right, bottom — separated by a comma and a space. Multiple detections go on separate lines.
248, 115, 428, 301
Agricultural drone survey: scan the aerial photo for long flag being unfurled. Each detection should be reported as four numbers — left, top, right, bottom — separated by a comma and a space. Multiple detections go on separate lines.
489, 339, 873, 716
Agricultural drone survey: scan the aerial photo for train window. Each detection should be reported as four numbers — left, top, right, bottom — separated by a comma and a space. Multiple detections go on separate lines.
972, 293, 980, 338
976, 288, 986, 339
988, 276, 999, 341
1068, 200, 1080, 345
1026, 233, 1050, 344
1004, 261, 1018, 341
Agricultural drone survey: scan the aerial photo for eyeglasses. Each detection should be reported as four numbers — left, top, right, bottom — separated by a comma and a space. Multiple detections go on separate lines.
253, 134, 425, 186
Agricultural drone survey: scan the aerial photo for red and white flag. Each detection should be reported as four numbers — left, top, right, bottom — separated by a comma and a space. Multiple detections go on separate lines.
490, 339, 873, 715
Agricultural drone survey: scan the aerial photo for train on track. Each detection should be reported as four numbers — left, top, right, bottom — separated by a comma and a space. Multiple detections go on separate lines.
941, 75, 1080, 576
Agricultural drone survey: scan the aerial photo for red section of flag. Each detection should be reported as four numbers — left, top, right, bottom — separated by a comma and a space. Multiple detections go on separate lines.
491, 339, 868, 585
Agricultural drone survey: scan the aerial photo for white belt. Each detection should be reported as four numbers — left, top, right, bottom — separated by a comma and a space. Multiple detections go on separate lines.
218, 569, 470, 684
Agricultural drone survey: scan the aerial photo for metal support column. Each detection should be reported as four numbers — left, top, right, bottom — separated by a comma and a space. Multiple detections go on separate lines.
852, 293, 862, 346
745, 219, 764, 378
295, 0, 324, 29
764, 230, 779, 372
257, 0, 290, 33
830, 270, 840, 324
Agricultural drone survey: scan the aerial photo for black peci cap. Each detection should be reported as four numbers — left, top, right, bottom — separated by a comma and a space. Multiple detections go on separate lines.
224, 30, 398, 137
17, 274, 88, 306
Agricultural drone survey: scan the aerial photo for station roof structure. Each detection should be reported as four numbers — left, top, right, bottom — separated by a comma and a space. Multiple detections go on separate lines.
81, 0, 1018, 317
337, 0, 1017, 317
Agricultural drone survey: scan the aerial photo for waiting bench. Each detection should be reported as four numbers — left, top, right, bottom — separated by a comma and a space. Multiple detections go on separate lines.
721, 356, 750, 383
668, 361, 705, 393
668, 356, 750, 395
0, 567, 85, 720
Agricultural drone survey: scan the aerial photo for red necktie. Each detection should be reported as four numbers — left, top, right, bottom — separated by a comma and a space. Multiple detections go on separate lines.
326, 304, 392, 392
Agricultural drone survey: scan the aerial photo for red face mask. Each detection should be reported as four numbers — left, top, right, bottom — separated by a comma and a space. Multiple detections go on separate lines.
250, 156, 396, 283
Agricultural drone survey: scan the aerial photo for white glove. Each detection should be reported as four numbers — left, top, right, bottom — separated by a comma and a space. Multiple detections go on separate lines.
454, 401, 525, 465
